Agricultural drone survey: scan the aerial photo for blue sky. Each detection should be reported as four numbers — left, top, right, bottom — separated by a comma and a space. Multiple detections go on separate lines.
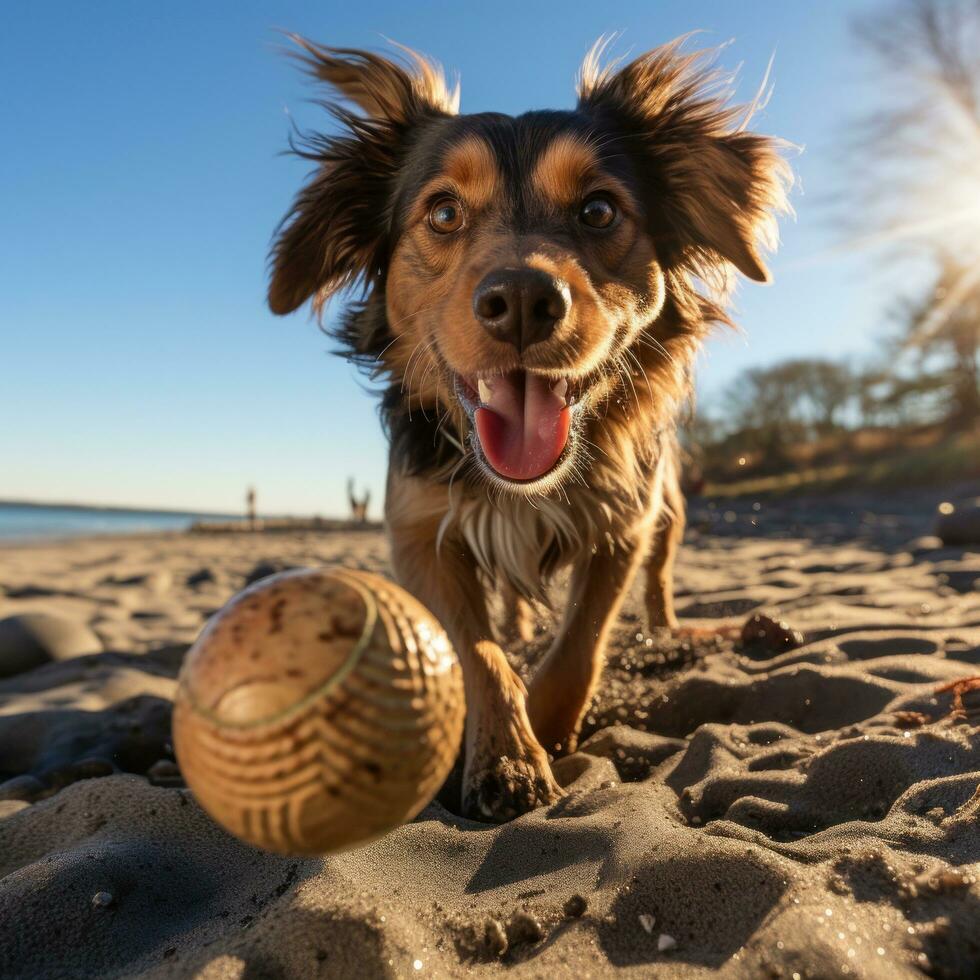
1, 1, 895, 516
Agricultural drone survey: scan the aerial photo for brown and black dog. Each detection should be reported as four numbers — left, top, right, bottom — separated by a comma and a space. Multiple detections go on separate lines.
268, 37, 790, 821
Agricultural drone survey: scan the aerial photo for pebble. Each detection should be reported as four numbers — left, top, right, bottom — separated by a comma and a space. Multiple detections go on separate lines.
91, 891, 114, 910
0, 774, 45, 802
935, 498, 980, 546
563, 894, 587, 918
185, 568, 216, 587
657, 933, 677, 952
505, 911, 544, 947
101, 570, 172, 593
244, 560, 300, 587
740, 613, 804, 654
0, 613, 102, 678
146, 760, 184, 787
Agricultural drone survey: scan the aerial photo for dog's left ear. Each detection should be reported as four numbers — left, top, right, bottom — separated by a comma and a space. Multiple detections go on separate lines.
579, 42, 790, 283
268, 40, 459, 316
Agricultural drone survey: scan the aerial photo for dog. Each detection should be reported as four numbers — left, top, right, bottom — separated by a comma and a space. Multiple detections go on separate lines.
268, 36, 789, 821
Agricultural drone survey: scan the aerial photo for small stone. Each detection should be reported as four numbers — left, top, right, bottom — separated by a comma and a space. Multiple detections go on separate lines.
244, 560, 300, 587
146, 760, 183, 787
185, 568, 216, 587
740, 613, 803, 654
101, 570, 172, 593
506, 911, 544, 948
0, 774, 46, 802
92, 891, 114, 910
638, 913, 656, 933
0, 613, 101, 677
563, 894, 587, 918
935, 498, 980, 546
657, 933, 677, 952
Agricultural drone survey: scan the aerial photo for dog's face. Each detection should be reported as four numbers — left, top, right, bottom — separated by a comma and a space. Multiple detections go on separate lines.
385, 115, 672, 488
269, 40, 788, 494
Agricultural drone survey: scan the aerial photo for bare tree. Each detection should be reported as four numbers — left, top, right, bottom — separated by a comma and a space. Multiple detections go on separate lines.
722, 363, 808, 456
849, 0, 980, 429
895, 256, 980, 426
783, 359, 856, 434
852, 0, 980, 255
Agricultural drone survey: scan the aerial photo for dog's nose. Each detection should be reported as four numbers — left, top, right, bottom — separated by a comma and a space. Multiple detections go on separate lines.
472, 269, 570, 352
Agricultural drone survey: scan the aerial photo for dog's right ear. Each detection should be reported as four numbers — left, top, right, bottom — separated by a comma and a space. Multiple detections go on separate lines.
578, 39, 790, 287
268, 39, 459, 316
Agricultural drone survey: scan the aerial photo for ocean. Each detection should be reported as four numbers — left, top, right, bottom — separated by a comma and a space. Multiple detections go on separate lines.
0, 503, 240, 542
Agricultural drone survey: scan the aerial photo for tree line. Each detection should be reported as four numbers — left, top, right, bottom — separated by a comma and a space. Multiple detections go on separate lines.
691, 0, 980, 475
692, 258, 979, 458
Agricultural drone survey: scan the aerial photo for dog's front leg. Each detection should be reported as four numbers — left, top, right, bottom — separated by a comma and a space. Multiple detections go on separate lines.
526, 539, 647, 754
644, 453, 684, 630
498, 577, 536, 645
387, 482, 561, 821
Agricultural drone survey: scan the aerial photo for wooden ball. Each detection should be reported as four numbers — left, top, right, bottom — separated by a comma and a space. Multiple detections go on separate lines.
172, 567, 464, 855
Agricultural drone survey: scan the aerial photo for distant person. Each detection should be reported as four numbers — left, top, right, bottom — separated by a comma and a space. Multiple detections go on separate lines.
246, 486, 257, 530
347, 479, 370, 524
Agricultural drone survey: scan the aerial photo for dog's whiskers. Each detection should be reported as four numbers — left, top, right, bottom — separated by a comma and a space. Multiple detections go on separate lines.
401, 338, 438, 421
385, 301, 441, 333
615, 353, 641, 412
373, 333, 402, 362
416, 356, 440, 421
399, 341, 426, 421
637, 332, 677, 365
623, 346, 655, 403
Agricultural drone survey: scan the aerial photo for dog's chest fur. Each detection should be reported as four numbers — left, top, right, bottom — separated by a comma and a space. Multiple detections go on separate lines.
440, 463, 664, 602
441, 492, 606, 600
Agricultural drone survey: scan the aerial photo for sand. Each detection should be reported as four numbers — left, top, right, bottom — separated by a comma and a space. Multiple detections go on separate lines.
1, 487, 979, 979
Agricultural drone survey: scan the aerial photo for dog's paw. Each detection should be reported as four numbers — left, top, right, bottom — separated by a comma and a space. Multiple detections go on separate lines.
462, 752, 563, 823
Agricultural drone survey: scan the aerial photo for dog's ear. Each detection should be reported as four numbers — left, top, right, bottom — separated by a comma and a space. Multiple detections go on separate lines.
268, 40, 459, 316
578, 40, 789, 283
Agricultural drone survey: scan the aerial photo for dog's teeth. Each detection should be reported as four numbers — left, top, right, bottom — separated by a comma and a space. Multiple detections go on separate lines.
477, 379, 493, 404
551, 379, 569, 401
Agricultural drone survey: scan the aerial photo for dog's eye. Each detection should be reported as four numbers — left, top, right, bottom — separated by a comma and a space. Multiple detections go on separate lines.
579, 194, 617, 229
428, 197, 464, 234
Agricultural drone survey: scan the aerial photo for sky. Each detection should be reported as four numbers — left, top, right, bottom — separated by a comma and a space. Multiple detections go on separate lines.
1, 0, 898, 516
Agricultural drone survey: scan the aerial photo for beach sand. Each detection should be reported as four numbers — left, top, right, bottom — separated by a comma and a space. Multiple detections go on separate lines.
1, 489, 979, 978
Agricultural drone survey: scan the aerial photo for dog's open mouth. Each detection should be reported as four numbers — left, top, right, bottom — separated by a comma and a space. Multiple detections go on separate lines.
455, 371, 575, 482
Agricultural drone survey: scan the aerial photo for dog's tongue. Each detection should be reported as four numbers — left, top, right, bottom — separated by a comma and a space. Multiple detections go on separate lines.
474, 372, 570, 481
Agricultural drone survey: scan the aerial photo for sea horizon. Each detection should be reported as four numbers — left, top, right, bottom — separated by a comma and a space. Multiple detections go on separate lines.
0, 500, 309, 542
